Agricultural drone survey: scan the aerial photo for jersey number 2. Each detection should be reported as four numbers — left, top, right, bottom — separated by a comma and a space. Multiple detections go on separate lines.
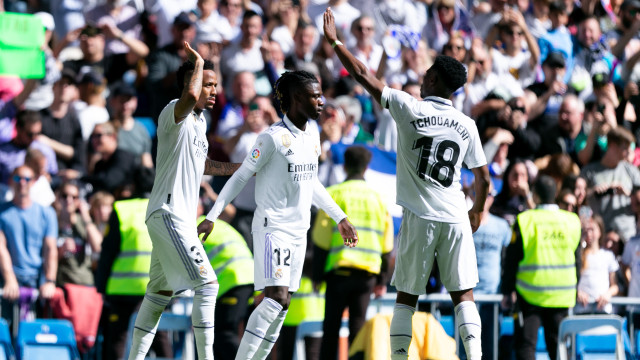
274, 248, 291, 266
413, 136, 460, 187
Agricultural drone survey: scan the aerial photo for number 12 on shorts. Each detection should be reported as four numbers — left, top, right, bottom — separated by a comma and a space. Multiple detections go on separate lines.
274, 248, 291, 266
413, 136, 460, 187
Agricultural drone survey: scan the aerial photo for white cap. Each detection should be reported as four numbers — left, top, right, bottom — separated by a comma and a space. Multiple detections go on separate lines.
34, 12, 55, 31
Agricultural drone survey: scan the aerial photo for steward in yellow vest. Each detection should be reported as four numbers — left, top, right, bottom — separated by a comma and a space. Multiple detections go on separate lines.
197, 216, 255, 360
501, 175, 581, 360
312, 146, 394, 360
95, 167, 172, 360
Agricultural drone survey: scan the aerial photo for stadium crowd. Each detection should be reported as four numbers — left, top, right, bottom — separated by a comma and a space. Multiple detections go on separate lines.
0, 0, 640, 358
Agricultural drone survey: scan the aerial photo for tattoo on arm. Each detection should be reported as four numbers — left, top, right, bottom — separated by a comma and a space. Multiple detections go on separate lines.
204, 159, 241, 176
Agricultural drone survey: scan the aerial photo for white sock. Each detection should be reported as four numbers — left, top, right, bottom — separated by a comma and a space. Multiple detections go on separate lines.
235, 297, 283, 360
390, 304, 415, 360
455, 301, 482, 360
193, 283, 218, 360
254, 309, 287, 358
128, 293, 171, 360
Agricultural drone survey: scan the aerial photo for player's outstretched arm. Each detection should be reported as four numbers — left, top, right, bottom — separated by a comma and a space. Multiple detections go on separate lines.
338, 218, 359, 247
469, 165, 490, 233
323, 8, 385, 105
204, 159, 241, 176
174, 41, 204, 124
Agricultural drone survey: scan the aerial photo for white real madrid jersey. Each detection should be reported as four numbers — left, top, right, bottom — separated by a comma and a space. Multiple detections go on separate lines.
246, 116, 325, 241
381, 87, 487, 223
146, 100, 208, 224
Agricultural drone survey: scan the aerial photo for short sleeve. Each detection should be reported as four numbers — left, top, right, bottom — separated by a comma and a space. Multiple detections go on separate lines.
622, 241, 634, 265
243, 132, 275, 173
157, 100, 182, 133
381, 86, 416, 123
463, 125, 487, 169
44, 206, 58, 239
606, 250, 620, 272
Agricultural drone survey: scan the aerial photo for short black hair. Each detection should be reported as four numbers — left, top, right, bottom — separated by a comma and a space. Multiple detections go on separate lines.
176, 60, 216, 94
274, 70, 319, 113
242, 10, 261, 23
534, 174, 558, 205
344, 146, 372, 176
16, 110, 42, 130
432, 55, 467, 95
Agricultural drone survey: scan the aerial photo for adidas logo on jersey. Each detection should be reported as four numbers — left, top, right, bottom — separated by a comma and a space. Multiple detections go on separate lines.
393, 348, 407, 355
285, 149, 294, 156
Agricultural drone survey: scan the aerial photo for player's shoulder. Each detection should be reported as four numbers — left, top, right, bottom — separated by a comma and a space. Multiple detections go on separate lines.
265, 121, 288, 136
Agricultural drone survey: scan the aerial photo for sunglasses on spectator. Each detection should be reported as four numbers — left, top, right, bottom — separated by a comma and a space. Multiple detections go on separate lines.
505, 29, 524, 36
91, 132, 112, 139
12, 175, 32, 183
444, 44, 465, 51
509, 104, 526, 113
62, 192, 79, 200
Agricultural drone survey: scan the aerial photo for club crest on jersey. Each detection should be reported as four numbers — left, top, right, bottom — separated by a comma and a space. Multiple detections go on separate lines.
251, 149, 261, 159
274, 268, 283, 279
199, 266, 208, 276
314, 144, 320, 157
282, 134, 292, 148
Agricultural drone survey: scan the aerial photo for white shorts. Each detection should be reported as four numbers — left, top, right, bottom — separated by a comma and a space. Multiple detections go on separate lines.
253, 229, 305, 292
391, 209, 478, 294
145, 210, 216, 293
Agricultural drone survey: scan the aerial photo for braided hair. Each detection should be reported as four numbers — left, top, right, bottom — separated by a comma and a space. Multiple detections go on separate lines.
274, 70, 319, 114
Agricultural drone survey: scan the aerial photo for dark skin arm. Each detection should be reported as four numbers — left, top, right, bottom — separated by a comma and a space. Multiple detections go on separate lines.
203, 159, 241, 176
174, 41, 204, 124
469, 165, 490, 232
323, 8, 385, 105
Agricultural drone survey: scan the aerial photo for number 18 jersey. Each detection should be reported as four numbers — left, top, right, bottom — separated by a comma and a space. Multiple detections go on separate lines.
381, 87, 487, 223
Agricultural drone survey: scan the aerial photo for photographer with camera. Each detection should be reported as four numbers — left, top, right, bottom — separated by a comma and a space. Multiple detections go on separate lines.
576, 98, 618, 166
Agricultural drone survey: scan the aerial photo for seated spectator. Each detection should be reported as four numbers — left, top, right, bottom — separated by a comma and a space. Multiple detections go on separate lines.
490, 158, 537, 225
581, 126, 640, 242
220, 11, 265, 91
39, 70, 87, 174
0, 110, 58, 184
575, 215, 619, 314
524, 51, 568, 134
346, 16, 382, 74
424, 0, 475, 55
284, 20, 319, 72
485, 9, 539, 89
214, 71, 257, 141
73, 70, 110, 141
108, 82, 153, 168
575, 98, 618, 166
536, 93, 584, 162
88, 190, 115, 236
385, 40, 432, 89
441, 32, 468, 63
85, 0, 149, 58
195, 0, 234, 45
54, 180, 102, 286
0, 166, 58, 324
24, 148, 56, 207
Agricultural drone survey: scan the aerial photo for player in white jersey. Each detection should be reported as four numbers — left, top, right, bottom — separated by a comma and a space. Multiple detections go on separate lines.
199, 70, 359, 360
129, 42, 240, 360
324, 9, 491, 360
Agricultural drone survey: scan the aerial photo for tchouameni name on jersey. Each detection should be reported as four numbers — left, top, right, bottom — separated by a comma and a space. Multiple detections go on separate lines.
410, 116, 470, 141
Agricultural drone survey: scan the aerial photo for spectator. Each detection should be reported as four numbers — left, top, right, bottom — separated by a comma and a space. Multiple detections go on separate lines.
524, 0, 552, 39
24, 148, 56, 207
538, 1, 573, 83
39, 70, 87, 174
472, 0, 508, 38
220, 10, 265, 89
556, 188, 578, 212
501, 175, 581, 360
108, 82, 154, 168
424, 0, 476, 55
490, 159, 537, 225
88, 190, 115, 236
85, 0, 150, 58
195, 0, 234, 45
347, 16, 383, 73
307, 0, 359, 42
215, 71, 257, 141
524, 51, 568, 134
441, 33, 468, 63
605, 0, 640, 62
145, 12, 197, 121
485, 10, 540, 89
575, 215, 619, 314
74, 70, 110, 141
536, 93, 584, 162
219, 0, 245, 40
575, 98, 618, 166
0, 166, 58, 324
581, 126, 640, 242
312, 145, 394, 360
24, 12, 61, 112
334, 95, 373, 145
470, 181, 511, 360
0, 110, 58, 184
562, 174, 588, 211
0, 79, 37, 144
267, 0, 301, 57
54, 180, 102, 286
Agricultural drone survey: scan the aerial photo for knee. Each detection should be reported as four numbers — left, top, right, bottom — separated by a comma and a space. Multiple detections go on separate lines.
264, 287, 290, 309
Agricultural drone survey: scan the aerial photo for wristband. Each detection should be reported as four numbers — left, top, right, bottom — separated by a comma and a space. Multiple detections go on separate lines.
45, 279, 56, 284
331, 40, 343, 48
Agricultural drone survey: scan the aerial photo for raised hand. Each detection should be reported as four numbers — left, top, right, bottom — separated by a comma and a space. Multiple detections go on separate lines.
323, 8, 338, 44
184, 41, 203, 64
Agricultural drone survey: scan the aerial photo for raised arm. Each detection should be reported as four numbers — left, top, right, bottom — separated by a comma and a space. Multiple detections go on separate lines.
174, 41, 204, 124
323, 8, 385, 105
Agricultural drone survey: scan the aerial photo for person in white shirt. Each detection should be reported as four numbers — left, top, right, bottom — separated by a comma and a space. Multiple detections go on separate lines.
128, 42, 240, 360
324, 8, 490, 360
199, 70, 358, 360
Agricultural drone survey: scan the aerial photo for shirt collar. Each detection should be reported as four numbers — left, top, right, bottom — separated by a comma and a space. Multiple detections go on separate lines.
283, 115, 305, 137
536, 204, 560, 210
423, 96, 452, 107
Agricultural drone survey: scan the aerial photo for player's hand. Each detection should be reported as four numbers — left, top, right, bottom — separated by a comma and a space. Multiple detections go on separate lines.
197, 219, 214, 243
468, 210, 482, 233
373, 284, 387, 298
338, 218, 358, 247
184, 41, 203, 64
323, 8, 338, 44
